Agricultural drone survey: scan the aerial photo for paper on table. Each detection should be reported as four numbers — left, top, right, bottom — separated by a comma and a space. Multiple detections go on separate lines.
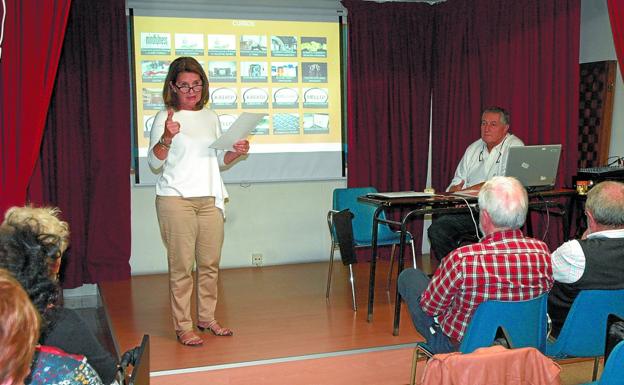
209, 112, 266, 150
367, 191, 441, 198
451, 189, 480, 198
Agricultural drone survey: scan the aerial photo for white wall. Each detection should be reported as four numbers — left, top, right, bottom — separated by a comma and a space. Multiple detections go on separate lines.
128, 0, 623, 275
580, 0, 624, 159
131, 179, 345, 274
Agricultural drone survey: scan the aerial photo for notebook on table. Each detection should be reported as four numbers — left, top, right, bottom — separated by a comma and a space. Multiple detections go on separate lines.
504, 144, 562, 192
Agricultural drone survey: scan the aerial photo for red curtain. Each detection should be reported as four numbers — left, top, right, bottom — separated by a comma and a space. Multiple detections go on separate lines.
342, 0, 433, 192
608, 0, 624, 79
344, 0, 580, 252
431, 0, 580, 250
431, 0, 580, 192
27, 0, 131, 288
341, 0, 435, 258
0, 0, 71, 214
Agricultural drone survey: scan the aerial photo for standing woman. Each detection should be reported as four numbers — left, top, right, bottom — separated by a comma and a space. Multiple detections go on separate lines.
148, 57, 249, 346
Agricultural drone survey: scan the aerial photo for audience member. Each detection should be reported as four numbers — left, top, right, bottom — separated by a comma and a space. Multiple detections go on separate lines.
548, 181, 624, 338
28, 345, 103, 385
0, 268, 40, 385
399, 176, 553, 354
428, 106, 524, 261
0, 206, 117, 384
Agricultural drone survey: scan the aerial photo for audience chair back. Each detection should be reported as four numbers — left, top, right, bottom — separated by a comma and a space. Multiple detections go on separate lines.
579, 340, 624, 385
546, 289, 624, 381
410, 294, 548, 385
326, 187, 416, 310
332, 187, 405, 246
461, 293, 548, 353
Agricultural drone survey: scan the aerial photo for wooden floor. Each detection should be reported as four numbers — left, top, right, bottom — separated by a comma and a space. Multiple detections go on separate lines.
99, 259, 603, 385
100, 259, 425, 384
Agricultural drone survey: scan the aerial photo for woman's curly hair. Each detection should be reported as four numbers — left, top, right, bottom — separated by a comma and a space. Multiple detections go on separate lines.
0, 220, 62, 339
3, 206, 70, 254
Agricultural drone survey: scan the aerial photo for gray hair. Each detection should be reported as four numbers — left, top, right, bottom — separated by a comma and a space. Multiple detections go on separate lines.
478, 176, 528, 229
482, 106, 510, 126
586, 181, 624, 227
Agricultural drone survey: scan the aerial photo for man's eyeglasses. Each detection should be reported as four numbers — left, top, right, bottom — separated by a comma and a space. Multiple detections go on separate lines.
478, 148, 503, 164
173, 83, 203, 94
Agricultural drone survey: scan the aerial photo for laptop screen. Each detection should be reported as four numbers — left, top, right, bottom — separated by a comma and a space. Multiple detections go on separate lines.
504, 145, 562, 190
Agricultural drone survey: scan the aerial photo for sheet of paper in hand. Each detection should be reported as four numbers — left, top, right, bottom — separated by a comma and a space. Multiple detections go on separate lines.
209, 112, 266, 150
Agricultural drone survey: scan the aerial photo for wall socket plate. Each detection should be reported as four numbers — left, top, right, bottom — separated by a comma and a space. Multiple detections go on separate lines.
252, 253, 263, 267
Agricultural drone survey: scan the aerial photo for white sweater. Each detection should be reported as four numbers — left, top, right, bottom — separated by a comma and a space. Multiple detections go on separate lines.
147, 108, 228, 212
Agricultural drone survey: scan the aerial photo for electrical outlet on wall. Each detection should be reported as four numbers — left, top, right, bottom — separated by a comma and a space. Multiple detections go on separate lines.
252, 253, 263, 267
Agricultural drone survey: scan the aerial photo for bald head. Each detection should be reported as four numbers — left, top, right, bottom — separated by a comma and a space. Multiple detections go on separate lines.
586, 181, 624, 228
478, 176, 528, 231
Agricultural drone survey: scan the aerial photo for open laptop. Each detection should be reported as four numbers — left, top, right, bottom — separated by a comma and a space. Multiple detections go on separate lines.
504, 144, 562, 192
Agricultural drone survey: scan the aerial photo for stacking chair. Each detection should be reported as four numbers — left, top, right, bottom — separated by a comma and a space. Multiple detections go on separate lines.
326, 187, 416, 311
410, 294, 549, 385
546, 289, 624, 381
580, 340, 624, 385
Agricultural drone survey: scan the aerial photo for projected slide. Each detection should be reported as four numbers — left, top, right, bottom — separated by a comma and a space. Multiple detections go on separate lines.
132, 16, 342, 184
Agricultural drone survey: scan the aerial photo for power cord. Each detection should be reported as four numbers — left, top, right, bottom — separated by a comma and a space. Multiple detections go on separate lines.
456, 196, 482, 241
534, 193, 551, 241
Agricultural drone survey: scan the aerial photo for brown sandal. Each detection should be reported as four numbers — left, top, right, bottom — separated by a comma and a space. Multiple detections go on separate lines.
176, 330, 204, 346
197, 320, 233, 336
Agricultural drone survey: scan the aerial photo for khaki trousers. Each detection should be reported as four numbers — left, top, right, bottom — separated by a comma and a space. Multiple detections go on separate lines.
156, 196, 224, 333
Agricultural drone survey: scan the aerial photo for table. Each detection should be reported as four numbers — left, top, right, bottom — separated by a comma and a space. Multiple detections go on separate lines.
358, 188, 576, 335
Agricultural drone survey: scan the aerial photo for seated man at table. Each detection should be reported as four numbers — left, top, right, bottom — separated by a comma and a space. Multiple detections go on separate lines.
428, 106, 524, 261
548, 181, 624, 338
399, 176, 553, 354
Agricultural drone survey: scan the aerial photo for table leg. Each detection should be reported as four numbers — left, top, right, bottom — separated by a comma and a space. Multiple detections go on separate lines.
393, 217, 409, 336
367, 206, 383, 322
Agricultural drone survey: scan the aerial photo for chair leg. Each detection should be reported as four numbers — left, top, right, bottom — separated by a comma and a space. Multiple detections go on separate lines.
411, 344, 434, 385
386, 244, 397, 292
592, 356, 600, 381
410, 346, 419, 385
348, 264, 357, 311
411, 345, 430, 385
326, 244, 336, 300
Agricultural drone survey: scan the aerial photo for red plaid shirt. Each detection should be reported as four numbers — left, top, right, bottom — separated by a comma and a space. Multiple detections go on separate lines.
420, 229, 553, 342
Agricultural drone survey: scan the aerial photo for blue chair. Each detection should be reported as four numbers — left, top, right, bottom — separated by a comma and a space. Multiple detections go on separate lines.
410, 294, 548, 385
326, 187, 416, 311
580, 340, 624, 385
546, 289, 624, 381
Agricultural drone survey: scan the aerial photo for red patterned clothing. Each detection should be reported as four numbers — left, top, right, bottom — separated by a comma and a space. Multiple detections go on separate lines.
420, 229, 553, 342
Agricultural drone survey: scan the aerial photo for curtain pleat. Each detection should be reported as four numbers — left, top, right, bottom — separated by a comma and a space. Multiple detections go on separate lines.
345, 0, 580, 252
608, 0, 624, 79
27, 0, 131, 288
0, 0, 71, 214
342, 0, 435, 259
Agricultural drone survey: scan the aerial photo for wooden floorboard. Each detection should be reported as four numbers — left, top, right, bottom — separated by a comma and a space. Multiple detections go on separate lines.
99, 258, 601, 384
99, 260, 422, 374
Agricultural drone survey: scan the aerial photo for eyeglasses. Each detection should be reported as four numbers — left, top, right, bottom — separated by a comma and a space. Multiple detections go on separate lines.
478, 135, 508, 163
479, 148, 503, 164
173, 83, 203, 94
